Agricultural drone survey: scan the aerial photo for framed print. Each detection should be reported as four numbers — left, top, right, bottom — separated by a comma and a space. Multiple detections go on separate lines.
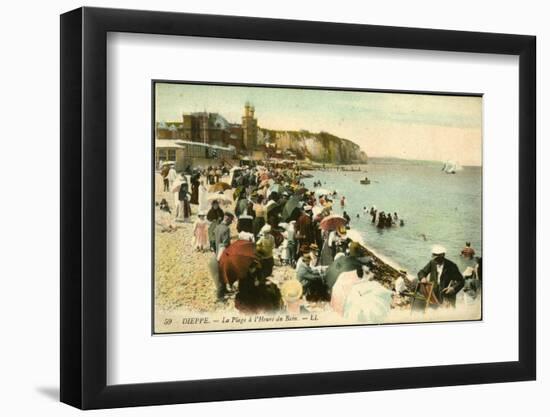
151, 80, 483, 335
60, 6, 536, 409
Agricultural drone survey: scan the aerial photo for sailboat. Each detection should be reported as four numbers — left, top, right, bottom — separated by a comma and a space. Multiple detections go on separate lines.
441, 160, 459, 174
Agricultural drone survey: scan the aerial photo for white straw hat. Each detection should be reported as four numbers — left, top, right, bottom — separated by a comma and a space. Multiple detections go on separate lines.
431, 245, 446, 255
280, 279, 303, 303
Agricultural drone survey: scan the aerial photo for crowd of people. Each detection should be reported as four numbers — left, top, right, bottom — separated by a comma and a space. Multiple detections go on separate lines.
156, 160, 482, 322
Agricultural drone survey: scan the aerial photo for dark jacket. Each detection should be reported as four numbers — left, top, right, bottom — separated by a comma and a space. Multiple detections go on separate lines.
178, 183, 189, 201
417, 258, 464, 304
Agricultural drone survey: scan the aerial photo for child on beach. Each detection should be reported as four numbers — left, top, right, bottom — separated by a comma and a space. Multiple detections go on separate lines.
192, 212, 209, 252
156, 199, 177, 233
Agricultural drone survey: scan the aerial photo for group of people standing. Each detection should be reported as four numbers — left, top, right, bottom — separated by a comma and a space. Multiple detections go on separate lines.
156, 161, 481, 321
157, 162, 397, 320
365, 206, 404, 228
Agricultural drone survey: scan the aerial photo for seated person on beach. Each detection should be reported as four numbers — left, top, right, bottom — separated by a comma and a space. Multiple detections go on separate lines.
156, 198, 177, 232
417, 245, 464, 308
296, 253, 329, 302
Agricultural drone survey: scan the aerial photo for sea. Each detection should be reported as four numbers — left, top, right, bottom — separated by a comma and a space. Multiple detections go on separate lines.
303, 158, 482, 276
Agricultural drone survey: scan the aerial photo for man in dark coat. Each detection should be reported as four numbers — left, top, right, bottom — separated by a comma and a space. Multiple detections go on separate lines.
296, 207, 315, 254
417, 245, 464, 307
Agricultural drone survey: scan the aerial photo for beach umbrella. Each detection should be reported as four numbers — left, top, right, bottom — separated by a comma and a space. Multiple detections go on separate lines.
311, 206, 324, 217
315, 188, 332, 196
218, 240, 258, 286
320, 214, 347, 231
209, 182, 231, 193
325, 255, 365, 289
345, 229, 365, 245
170, 179, 188, 193
330, 270, 361, 315
343, 280, 393, 323
282, 195, 302, 221
207, 193, 232, 206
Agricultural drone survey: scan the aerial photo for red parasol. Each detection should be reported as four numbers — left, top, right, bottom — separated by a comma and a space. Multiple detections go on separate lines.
319, 214, 347, 231
218, 240, 258, 286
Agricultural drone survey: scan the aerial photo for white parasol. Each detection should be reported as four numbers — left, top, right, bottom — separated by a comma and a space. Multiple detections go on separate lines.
207, 193, 233, 206
314, 188, 332, 196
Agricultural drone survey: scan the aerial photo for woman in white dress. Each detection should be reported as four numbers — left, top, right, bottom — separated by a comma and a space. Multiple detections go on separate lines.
198, 179, 209, 213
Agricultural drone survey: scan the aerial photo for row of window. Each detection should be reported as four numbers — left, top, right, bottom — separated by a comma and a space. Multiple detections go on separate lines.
156, 149, 176, 162
156, 146, 236, 162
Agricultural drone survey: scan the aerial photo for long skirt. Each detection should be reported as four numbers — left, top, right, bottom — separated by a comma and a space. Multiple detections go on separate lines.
260, 257, 274, 279
303, 278, 330, 302
193, 223, 208, 249
235, 278, 282, 313
190, 184, 199, 205
252, 217, 265, 238
177, 200, 191, 220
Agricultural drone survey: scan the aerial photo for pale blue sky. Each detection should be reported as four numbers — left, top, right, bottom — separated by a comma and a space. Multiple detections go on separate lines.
155, 83, 482, 165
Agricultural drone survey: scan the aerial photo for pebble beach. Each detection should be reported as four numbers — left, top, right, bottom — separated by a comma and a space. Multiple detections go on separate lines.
153, 169, 480, 333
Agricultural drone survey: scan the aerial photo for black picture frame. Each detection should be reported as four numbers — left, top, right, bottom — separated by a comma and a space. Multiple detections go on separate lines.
60, 6, 536, 410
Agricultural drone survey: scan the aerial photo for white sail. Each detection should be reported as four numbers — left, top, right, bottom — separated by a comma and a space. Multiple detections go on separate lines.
443, 159, 462, 174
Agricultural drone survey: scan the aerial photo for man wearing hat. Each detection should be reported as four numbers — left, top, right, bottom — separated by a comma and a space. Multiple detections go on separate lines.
296, 206, 314, 255
417, 245, 464, 307
296, 253, 328, 301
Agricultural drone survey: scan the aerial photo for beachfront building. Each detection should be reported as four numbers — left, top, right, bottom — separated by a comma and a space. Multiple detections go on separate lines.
155, 139, 236, 171
155, 103, 258, 153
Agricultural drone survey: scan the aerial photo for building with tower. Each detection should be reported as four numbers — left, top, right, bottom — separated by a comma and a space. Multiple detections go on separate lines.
156, 103, 258, 152
241, 102, 258, 150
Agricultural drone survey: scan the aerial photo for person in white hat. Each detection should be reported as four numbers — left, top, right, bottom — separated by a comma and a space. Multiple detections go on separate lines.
416, 244, 464, 307
281, 279, 303, 314
256, 224, 275, 278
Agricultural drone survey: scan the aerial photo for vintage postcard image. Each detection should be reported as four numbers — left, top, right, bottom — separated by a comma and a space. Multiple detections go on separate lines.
153, 82, 482, 334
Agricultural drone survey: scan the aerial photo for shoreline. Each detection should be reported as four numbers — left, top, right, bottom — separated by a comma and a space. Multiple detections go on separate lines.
153, 169, 479, 333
